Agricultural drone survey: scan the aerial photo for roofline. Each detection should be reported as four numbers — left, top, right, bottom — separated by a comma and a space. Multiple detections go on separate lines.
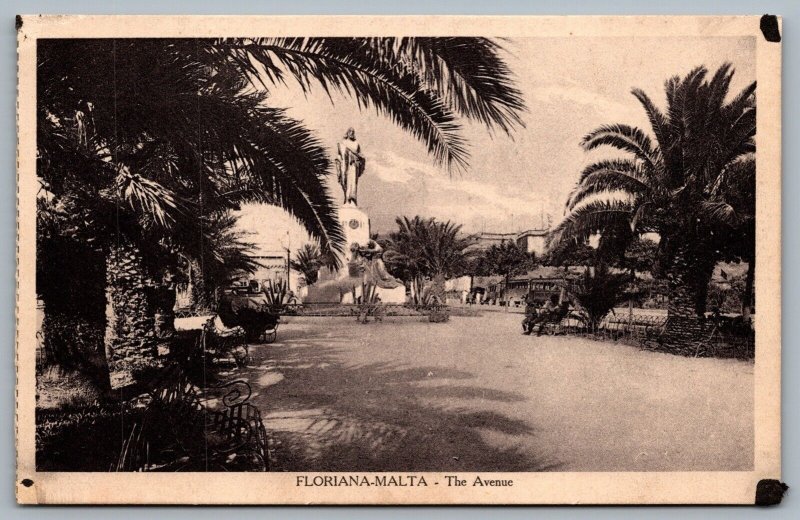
517, 229, 549, 237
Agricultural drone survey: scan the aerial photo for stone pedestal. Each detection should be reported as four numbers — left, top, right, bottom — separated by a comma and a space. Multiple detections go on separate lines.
338, 203, 371, 264
304, 203, 406, 304
374, 283, 407, 304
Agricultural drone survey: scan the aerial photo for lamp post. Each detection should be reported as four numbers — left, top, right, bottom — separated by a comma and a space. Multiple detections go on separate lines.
286, 247, 291, 288
279, 230, 291, 292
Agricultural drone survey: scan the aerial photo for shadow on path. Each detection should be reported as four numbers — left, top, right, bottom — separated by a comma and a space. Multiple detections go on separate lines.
242, 339, 559, 472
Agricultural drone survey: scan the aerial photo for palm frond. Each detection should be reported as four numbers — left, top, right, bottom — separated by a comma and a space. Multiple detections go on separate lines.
663, 65, 707, 142
189, 212, 264, 287
568, 159, 653, 209
723, 81, 756, 119
201, 103, 346, 257
111, 167, 183, 229
566, 173, 649, 212
707, 154, 755, 222
222, 38, 470, 172
580, 124, 657, 167
724, 106, 757, 160
704, 63, 734, 118
698, 201, 739, 227
631, 88, 669, 151
548, 199, 634, 251
386, 37, 527, 134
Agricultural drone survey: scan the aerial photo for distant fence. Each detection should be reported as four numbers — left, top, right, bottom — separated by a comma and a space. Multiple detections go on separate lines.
173, 303, 485, 321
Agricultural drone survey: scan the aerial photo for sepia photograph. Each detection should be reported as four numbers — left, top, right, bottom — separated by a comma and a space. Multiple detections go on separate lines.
15, 15, 781, 504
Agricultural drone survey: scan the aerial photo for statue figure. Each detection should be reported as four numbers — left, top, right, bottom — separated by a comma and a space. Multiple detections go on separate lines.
335, 127, 365, 205
349, 240, 403, 289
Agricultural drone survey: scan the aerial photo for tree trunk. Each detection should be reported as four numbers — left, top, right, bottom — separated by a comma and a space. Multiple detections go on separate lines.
430, 273, 446, 305
411, 274, 425, 305
503, 274, 510, 311
188, 258, 210, 311
628, 268, 635, 326
104, 239, 162, 389
662, 240, 715, 353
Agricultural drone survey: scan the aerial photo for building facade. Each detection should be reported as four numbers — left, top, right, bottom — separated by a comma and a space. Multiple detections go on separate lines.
466, 228, 550, 258
516, 228, 549, 257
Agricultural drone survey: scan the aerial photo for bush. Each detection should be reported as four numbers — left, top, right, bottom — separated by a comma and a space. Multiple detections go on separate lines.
573, 264, 631, 330
36, 404, 129, 471
428, 308, 450, 323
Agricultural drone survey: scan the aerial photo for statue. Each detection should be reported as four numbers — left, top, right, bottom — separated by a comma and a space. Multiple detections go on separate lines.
349, 240, 403, 289
335, 127, 365, 205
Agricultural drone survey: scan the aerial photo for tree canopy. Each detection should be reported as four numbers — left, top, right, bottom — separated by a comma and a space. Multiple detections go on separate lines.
548, 64, 755, 328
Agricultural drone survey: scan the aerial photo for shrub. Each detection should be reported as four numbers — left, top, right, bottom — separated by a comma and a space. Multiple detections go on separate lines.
36, 404, 128, 471
573, 264, 631, 330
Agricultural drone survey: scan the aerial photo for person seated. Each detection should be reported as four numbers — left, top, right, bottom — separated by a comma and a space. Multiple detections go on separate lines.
531, 294, 560, 336
522, 291, 539, 335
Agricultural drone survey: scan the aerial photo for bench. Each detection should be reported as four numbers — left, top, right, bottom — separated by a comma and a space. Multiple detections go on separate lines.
117, 365, 269, 472
173, 315, 249, 368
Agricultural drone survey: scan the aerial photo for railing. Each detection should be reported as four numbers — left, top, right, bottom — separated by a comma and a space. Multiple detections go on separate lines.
282, 303, 445, 317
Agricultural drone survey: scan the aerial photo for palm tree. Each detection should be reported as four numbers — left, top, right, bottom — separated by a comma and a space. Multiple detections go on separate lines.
37, 38, 525, 389
713, 155, 756, 317
290, 244, 325, 286
383, 216, 475, 304
572, 263, 631, 331
549, 64, 755, 351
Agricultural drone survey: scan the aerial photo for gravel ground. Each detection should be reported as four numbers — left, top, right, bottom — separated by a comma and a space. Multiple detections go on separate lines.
238, 313, 753, 472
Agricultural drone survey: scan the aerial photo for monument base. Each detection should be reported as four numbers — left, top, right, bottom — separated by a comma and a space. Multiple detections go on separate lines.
302, 203, 407, 305
375, 285, 407, 304
303, 271, 407, 304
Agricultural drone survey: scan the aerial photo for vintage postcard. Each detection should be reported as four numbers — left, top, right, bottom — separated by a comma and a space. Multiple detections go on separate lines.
16, 15, 782, 504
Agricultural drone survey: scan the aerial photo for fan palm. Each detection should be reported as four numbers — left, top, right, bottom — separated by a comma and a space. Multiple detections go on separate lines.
549, 64, 755, 350
37, 38, 525, 389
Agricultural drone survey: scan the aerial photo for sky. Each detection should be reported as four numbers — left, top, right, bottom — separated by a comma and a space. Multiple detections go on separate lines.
236, 36, 756, 255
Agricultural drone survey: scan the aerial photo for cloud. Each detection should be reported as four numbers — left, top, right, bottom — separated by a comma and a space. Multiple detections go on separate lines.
368, 151, 550, 232
368, 150, 417, 184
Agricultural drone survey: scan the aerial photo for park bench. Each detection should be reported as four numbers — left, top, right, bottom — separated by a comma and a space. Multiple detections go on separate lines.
529, 306, 573, 336
217, 293, 282, 344
173, 314, 249, 368
116, 365, 269, 472
596, 313, 669, 342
